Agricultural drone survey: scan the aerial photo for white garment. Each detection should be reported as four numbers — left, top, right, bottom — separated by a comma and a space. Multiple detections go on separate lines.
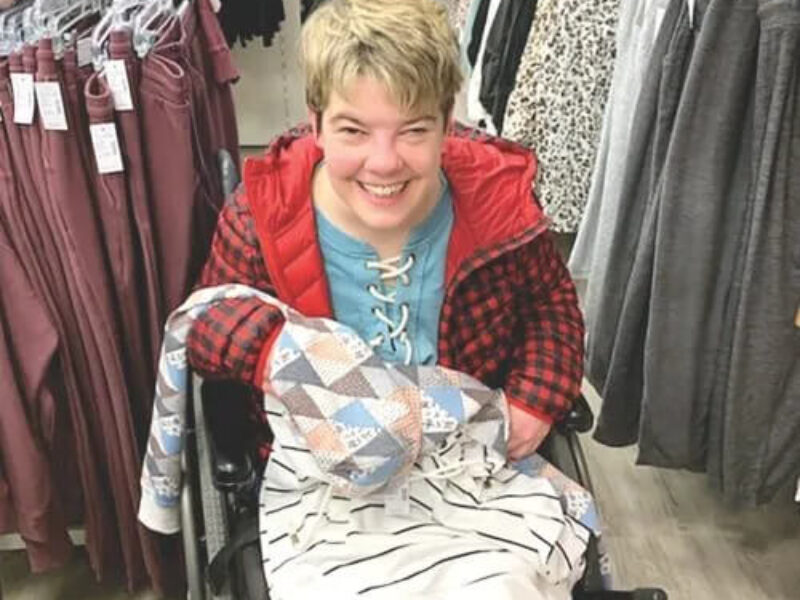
261, 406, 590, 600
259, 314, 593, 600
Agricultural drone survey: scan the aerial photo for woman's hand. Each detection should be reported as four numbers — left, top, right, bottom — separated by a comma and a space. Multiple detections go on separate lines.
507, 403, 552, 460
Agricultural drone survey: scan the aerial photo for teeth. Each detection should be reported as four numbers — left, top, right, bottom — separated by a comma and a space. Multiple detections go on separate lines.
361, 182, 405, 197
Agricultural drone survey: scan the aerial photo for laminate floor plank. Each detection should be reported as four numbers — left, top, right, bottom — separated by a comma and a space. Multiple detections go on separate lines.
581, 382, 800, 600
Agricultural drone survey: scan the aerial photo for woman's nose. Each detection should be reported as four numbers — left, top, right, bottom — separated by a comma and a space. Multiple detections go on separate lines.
363, 139, 404, 175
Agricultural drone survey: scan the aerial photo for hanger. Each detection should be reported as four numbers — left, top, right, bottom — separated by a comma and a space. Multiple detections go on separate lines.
132, 0, 175, 58
37, 0, 104, 58
91, 0, 148, 70
0, 0, 34, 56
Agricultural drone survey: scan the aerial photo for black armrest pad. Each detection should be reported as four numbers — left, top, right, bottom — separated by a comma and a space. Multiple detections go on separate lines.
202, 380, 256, 491
556, 394, 594, 434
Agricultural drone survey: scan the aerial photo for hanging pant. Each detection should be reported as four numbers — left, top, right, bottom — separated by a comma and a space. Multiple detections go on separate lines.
139, 0, 237, 314
138, 49, 203, 314
588, 0, 692, 443
3, 51, 120, 579
108, 29, 165, 369
0, 226, 74, 572
709, 0, 800, 505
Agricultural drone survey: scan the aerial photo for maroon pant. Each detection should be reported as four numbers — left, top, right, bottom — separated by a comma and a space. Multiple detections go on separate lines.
139, 48, 208, 314
108, 29, 165, 369
83, 70, 154, 444
36, 40, 147, 584
1, 55, 117, 578
82, 51, 183, 595
0, 223, 74, 572
139, 0, 240, 313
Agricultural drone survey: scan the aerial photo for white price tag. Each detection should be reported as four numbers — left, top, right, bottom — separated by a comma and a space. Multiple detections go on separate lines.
11, 73, 35, 124
104, 60, 133, 111
34, 81, 68, 131
687, 0, 696, 29
77, 37, 93, 68
89, 122, 124, 174
384, 480, 410, 517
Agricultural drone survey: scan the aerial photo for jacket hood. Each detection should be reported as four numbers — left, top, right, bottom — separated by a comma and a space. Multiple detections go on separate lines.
243, 125, 546, 252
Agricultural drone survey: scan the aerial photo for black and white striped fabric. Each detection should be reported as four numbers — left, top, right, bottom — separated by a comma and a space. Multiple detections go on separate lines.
259, 312, 593, 599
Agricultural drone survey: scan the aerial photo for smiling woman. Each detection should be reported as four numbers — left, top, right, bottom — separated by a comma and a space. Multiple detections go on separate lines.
170, 0, 587, 598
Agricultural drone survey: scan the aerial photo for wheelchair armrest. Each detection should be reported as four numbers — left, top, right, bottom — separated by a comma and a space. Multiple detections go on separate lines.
556, 394, 594, 434
202, 380, 256, 493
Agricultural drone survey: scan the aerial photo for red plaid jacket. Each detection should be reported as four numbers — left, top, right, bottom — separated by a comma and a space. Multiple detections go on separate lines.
187, 125, 584, 422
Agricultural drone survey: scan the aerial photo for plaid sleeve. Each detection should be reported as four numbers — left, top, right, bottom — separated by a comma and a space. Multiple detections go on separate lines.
186, 186, 285, 384
505, 231, 585, 422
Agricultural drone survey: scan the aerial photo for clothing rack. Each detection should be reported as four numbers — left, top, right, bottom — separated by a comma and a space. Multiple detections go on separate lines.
0, 0, 240, 593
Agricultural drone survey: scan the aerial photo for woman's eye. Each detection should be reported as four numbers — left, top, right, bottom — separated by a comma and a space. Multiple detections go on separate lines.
340, 127, 365, 136
404, 128, 429, 136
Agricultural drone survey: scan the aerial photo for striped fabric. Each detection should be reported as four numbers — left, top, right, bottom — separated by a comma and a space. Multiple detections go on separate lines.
260, 296, 595, 599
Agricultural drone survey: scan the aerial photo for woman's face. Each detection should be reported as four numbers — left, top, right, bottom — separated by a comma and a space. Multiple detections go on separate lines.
311, 76, 448, 240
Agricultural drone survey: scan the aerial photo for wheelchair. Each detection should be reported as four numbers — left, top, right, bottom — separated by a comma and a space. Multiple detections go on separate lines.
179, 374, 668, 600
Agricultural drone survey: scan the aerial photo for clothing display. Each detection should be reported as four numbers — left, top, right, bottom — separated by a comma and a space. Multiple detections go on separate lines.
0, 0, 240, 590
502, 0, 620, 233
575, 0, 800, 505
218, 0, 286, 47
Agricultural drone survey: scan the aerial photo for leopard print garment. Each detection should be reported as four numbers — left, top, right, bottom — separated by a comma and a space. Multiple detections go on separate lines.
441, 0, 472, 33
503, 0, 620, 233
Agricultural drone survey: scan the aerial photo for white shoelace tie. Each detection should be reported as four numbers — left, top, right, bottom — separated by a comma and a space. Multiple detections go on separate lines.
365, 254, 415, 366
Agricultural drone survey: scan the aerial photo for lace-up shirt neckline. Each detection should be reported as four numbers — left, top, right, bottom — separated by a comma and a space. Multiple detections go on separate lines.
315, 172, 453, 366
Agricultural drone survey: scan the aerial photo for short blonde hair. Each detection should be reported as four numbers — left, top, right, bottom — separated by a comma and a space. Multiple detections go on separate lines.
301, 0, 463, 118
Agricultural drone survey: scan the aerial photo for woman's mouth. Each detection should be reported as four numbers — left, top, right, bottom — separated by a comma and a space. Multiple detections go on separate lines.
357, 181, 409, 205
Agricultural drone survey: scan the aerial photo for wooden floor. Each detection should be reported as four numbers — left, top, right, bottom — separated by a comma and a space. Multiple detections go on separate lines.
2, 379, 798, 599
579, 383, 800, 600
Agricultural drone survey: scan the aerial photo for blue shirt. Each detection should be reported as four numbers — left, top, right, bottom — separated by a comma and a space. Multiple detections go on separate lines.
315, 175, 453, 365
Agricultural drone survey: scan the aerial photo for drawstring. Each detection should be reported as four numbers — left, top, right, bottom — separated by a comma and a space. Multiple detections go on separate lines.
366, 254, 415, 366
